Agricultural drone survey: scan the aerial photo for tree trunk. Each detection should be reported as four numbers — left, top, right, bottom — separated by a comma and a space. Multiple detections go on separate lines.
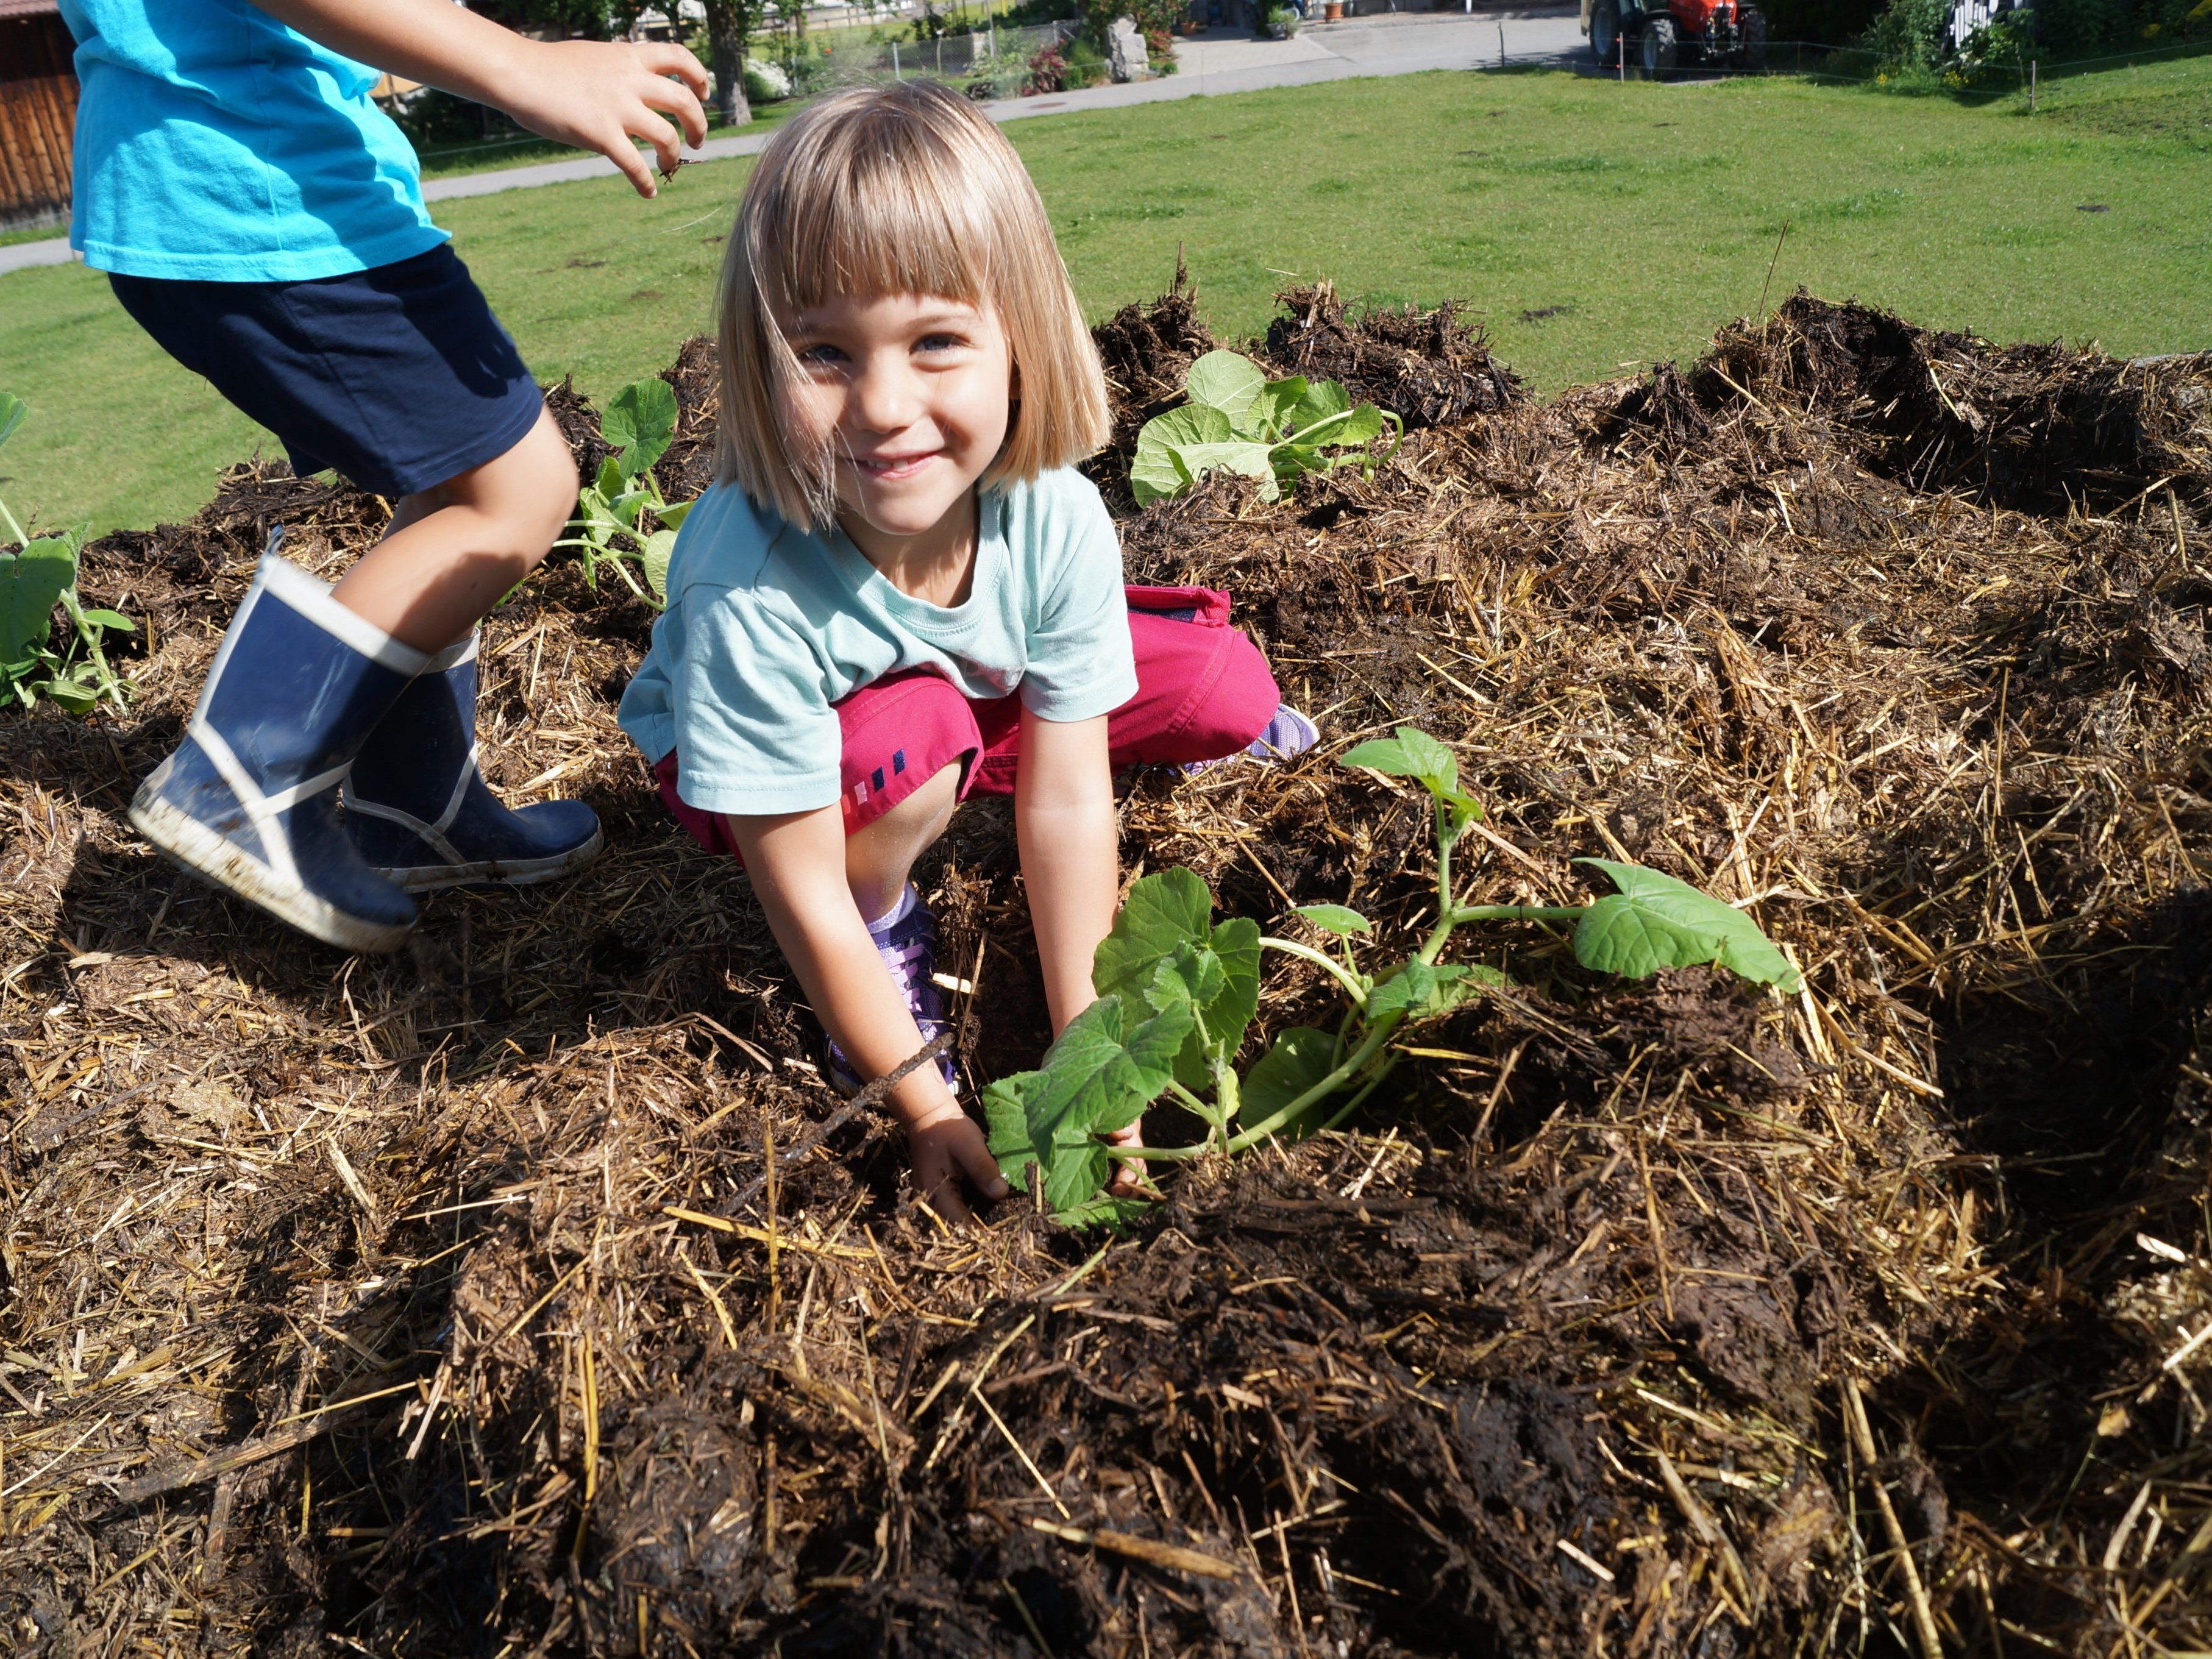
705, 0, 752, 126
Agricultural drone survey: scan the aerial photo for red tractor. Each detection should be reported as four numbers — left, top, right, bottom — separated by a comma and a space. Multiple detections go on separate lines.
1584, 0, 1768, 73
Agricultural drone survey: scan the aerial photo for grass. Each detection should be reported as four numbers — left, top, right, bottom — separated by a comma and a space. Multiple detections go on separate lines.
2, 55, 2207, 538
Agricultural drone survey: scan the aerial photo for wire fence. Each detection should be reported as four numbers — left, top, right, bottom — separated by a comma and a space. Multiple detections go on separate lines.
1565, 28, 2210, 89
762, 18, 1087, 97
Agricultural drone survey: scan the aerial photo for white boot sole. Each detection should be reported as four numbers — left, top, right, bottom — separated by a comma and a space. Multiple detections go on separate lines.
372, 825, 606, 894
129, 790, 416, 954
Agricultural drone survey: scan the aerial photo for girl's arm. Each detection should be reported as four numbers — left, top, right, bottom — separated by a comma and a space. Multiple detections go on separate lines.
1016, 711, 1139, 1192
250, 0, 706, 199
1014, 711, 1118, 1037
726, 804, 1009, 1222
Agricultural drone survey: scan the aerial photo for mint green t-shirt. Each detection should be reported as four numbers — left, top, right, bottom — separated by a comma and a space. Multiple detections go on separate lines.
617, 469, 1138, 817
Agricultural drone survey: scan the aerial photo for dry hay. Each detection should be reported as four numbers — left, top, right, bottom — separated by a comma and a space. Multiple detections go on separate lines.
3, 283, 2212, 1658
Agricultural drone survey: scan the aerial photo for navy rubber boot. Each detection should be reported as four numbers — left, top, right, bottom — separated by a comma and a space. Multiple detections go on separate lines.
129, 539, 427, 953
344, 632, 603, 892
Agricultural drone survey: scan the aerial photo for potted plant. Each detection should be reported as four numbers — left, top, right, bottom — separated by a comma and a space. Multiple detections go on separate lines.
1323, 0, 1343, 18
1265, 2, 1300, 35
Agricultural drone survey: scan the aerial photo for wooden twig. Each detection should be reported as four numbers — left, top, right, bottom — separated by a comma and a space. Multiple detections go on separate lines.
722, 1026, 959, 1217
1029, 1517, 1240, 1580
117, 1405, 366, 1504
1841, 1378, 1943, 1659
1654, 1449, 1757, 1616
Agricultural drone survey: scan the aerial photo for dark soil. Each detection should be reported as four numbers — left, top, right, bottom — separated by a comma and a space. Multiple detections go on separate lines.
4, 285, 2211, 1658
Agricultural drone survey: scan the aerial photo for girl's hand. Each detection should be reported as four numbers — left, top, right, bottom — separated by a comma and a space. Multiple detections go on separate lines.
905, 1100, 1011, 1224
491, 39, 709, 199
251, 2, 708, 200
1104, 1120, 1148, 1197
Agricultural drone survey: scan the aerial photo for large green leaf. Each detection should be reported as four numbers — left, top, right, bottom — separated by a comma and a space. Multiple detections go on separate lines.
1571, 859, 1803, 993
1295, 903, 1370, 936
1131, 403, 1234, 505
602, 378, 679, 479
655, 497, 695, 533
984, 995, 1193, 1215
1365, 960, 1490, 1023
1095, 869, 1212, 1003
1168, 439, 1277, 499
1251, 376, 1309, 438
1240, 1026, 1342, 1130
1286, 379, 1351, 430
1095, 871, 1259, 1090
640, 530, 678, 605
2, 539, 76, 666
1198, 915, 1262, 1078
1050, 1192, 1159, 1230
0, 391, 25, 451
1184, 350, 1269, 433
1339, 726, 1474, 813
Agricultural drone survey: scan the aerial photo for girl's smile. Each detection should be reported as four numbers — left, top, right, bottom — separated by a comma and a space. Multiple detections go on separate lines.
783, 292, 1014, 590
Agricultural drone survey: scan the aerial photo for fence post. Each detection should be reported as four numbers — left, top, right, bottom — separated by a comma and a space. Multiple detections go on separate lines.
2030, 57, 2037, 110
893, 39, 901, 77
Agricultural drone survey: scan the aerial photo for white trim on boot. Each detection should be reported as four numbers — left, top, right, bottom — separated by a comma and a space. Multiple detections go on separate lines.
127, 544, 429, 953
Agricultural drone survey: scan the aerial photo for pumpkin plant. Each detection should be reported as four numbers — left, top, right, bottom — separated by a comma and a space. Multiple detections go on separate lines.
555, 377, 695, 608
1130, 349, 1403, 506
0, 393, 135, 714
986, 726, 1801, 1224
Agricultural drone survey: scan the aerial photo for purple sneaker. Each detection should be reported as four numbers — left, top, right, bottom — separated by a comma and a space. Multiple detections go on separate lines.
1182, 704, 1322, 776
828, 886, 959, 1093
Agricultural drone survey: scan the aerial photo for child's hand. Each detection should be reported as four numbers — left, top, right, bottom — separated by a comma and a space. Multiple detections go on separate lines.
905, 1099, 1011, 1224
496, 39, 709, 199
1104, 1120, 1148, 1197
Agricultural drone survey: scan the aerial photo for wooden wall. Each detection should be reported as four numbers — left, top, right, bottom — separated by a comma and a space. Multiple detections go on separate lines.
0, 13, 77, 224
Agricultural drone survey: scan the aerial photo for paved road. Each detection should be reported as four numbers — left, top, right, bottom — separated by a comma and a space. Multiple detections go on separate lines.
0, 7, 1585, 277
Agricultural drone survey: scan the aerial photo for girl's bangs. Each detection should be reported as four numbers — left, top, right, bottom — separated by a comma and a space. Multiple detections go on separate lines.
756, 128, 995, 319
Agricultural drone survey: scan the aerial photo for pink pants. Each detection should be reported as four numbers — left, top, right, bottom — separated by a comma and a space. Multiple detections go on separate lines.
655, 585, 1282, 854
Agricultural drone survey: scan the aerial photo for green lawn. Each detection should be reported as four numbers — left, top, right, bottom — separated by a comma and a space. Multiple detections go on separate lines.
3, 56, 2207, 538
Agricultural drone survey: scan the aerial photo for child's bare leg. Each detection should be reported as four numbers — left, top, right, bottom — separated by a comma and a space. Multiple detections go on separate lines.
331, 405, 577, 652
844, 760, 961, 922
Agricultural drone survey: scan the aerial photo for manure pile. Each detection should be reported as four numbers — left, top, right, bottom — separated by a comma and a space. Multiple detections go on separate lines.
4, 285, 2212, 1658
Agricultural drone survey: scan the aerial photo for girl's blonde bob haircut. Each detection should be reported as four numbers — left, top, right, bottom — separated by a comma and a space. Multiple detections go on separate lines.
716, 81, 1111, 528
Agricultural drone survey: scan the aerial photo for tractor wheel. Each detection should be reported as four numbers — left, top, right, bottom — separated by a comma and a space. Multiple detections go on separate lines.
1639, 13, 1678, 73
1590, 0, 1621, 65
1734, 4, 1768, 69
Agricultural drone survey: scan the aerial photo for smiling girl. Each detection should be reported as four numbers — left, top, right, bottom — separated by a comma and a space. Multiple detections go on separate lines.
619, 83, 1317, 1218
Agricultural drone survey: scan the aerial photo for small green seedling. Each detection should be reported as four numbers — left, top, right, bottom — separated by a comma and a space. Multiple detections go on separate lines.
554, 378, 695, 608
0, 393, 135, 714
1129, 349, 1403, 506
986, 725, 1801, 1224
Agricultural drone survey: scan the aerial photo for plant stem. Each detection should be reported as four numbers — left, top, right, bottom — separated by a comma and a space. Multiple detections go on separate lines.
1418, 805, 1461, 966
1450, 904, 1586, 923
1258, 936, 1368, 1005
0, 496, 27, 549
1129, 1011, 1403, 1163
1163, 1078, 1213, 1123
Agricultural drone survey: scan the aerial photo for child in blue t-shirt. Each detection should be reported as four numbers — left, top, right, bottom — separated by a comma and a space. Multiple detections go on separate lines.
58, 0, 708, 952
619, 84, 1318, 1218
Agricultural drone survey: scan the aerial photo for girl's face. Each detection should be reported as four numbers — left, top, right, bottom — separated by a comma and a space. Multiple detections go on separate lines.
782, 291, 1014, 556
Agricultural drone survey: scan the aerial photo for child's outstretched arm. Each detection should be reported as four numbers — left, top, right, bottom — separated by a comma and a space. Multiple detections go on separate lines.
252, 0, 708, 199
1014, 711, 1117, 1032
727, 805, 1011, 1223
1014, 711, 1144, 1192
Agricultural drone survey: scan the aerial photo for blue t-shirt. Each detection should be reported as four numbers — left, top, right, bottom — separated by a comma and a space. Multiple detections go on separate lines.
619, 471, 1139, 817
60, 0, 447, 281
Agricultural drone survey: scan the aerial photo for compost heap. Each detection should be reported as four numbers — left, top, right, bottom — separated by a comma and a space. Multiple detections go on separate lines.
5, 283, 2212, 1659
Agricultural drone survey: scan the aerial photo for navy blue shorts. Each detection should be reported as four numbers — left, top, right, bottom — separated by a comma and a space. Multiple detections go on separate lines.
110, 244, 544, 501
